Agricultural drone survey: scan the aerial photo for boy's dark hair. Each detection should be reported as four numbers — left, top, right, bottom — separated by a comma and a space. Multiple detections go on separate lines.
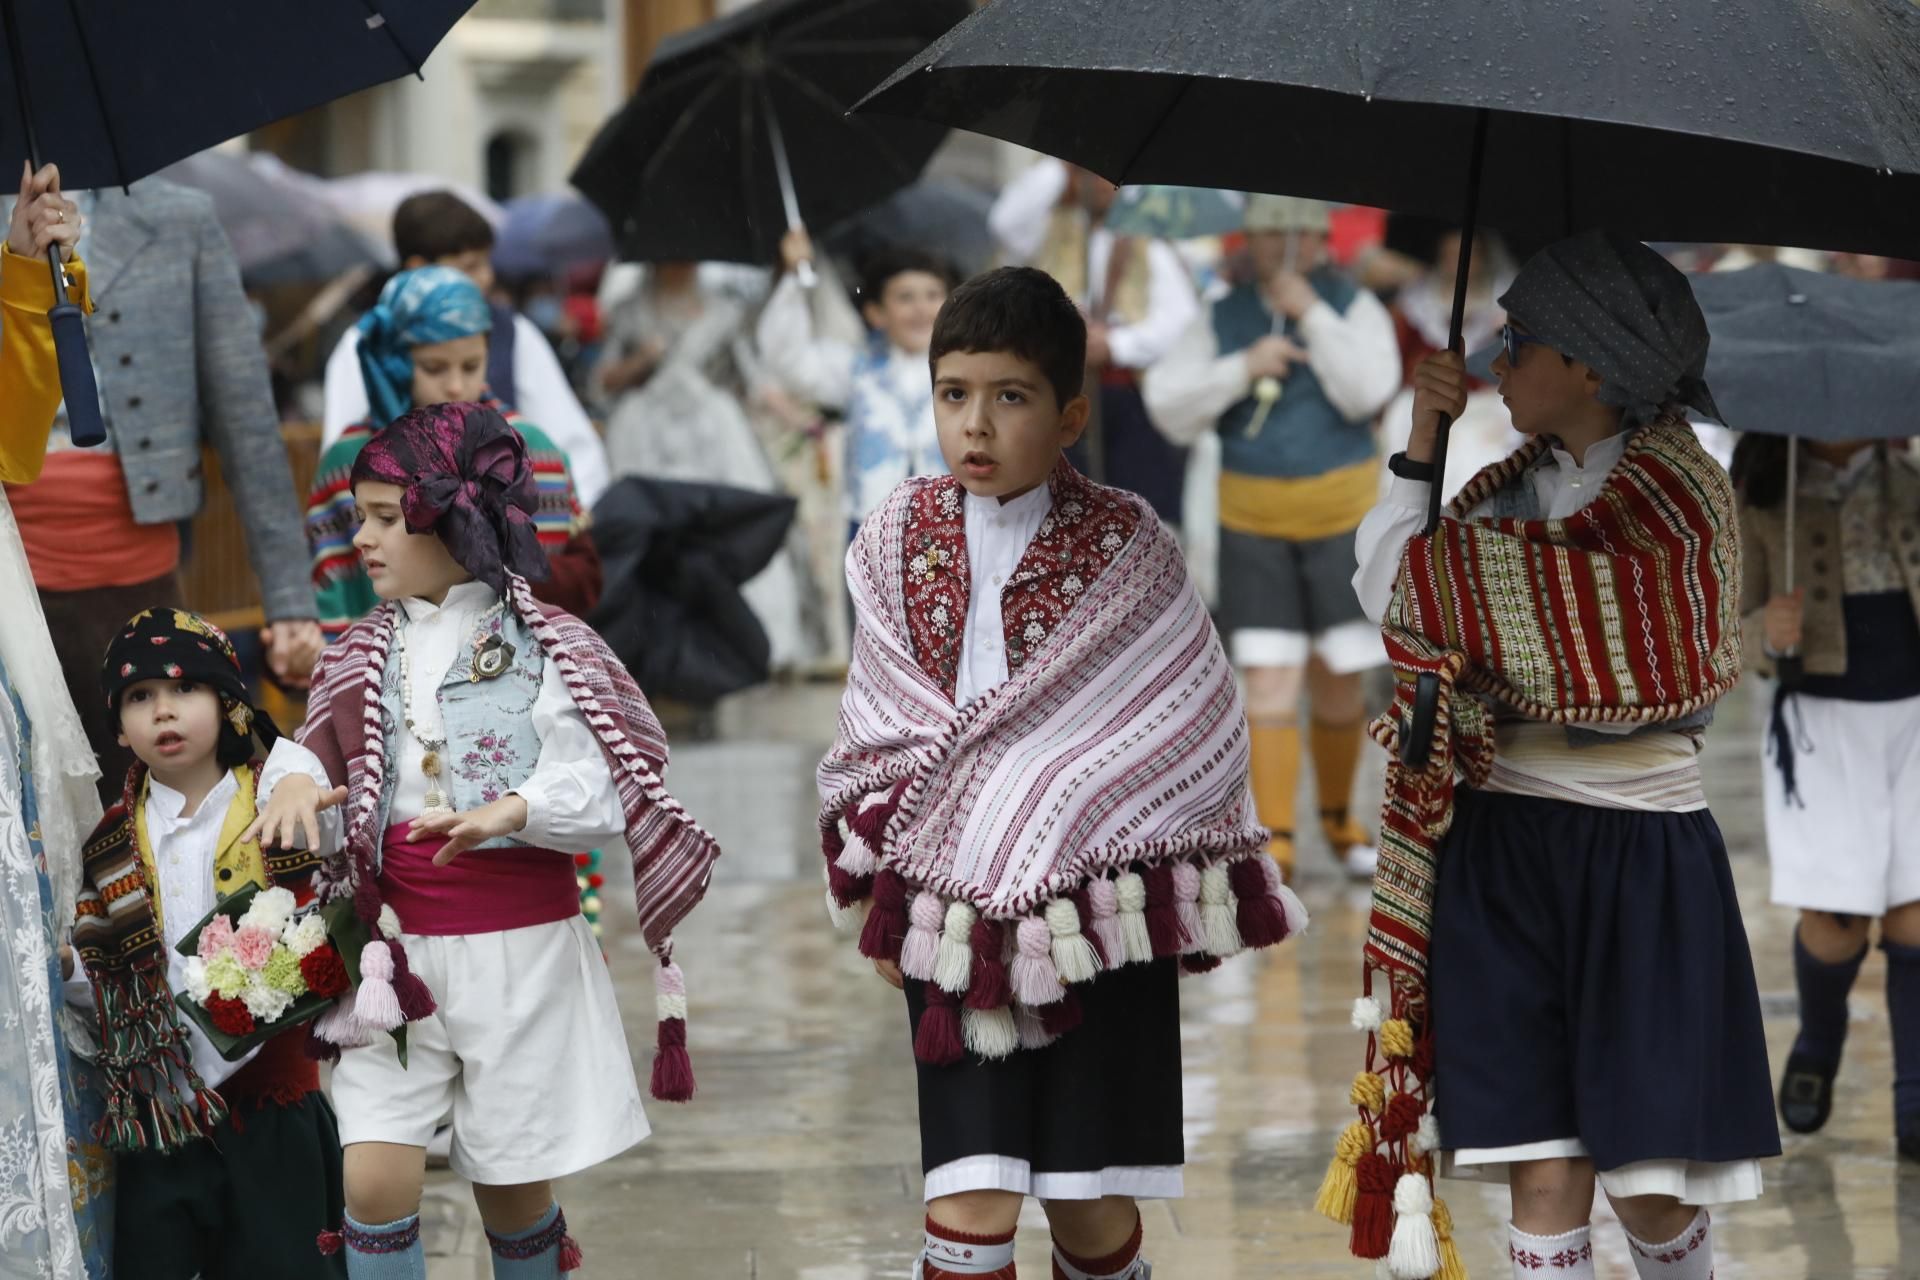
858, 246, 959, 306
929, 266, 1086, 409
1730, 432, 1792, 510
393, 191, 495, 264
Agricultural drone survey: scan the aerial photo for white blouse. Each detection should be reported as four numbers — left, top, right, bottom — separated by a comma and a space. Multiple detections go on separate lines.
955, 486, 1054, 707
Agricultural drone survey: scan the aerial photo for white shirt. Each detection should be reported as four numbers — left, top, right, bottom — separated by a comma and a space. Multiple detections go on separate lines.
988, 159, 1199, 371
955, 486, 1054, 706
320, 318, 612, 507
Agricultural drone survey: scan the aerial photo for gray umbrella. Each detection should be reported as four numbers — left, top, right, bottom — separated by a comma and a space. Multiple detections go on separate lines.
159, 150, 382, 285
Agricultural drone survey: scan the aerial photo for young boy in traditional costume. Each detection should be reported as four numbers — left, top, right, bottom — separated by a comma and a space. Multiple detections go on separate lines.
67, 608, 345, 1279
251, 400, 719, 1279
1734, 432, 1920, 1154
307, 266, 600, 644
819, 266, 1306, 1280
1325, 232, 1777, 1280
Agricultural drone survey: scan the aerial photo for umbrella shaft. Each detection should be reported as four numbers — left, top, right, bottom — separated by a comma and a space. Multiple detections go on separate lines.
1424, 108, 1493, 536
0, 0, 71, 309
1784, 439, 1798, 595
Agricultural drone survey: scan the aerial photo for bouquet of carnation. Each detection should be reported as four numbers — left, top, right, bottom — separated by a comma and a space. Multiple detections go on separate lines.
173, 883, 352, 1060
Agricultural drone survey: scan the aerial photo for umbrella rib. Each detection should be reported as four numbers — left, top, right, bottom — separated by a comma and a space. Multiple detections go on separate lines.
636, 70, 743, 192
766, 61, 921, 180
60, 2, 131, 190
1111, 75, 1198, 188
781, 38, 936, 57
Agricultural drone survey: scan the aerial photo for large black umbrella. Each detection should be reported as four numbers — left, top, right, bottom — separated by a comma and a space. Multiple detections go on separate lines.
0, 0, 474, 443
588, 477, 798, 707
571, 0, 970, 272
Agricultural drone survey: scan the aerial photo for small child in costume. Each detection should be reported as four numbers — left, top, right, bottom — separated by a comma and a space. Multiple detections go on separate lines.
1733, 433, 1920, 1153
818, 266, 1306, 1280
67, 608, 345, 1280
250, 401, 719, 1279
1332, 232, 1778, 1280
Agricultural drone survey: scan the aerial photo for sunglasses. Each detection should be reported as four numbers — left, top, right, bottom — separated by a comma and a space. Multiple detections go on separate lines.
1502, 324, 1549, 366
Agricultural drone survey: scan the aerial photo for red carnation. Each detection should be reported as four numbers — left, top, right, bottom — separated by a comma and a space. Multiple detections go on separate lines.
299, 946, 350, 999
206, 994, 255, 1037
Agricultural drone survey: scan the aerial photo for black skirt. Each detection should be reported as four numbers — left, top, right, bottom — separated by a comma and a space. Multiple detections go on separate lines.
905, 957, 1185, 1186
1429, 788, 1781, 1171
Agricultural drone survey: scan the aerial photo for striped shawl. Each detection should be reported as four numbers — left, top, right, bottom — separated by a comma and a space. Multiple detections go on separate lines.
818, 466, 1303, 1065
1318, 420, 1742, 1267
297, 573, 719, 1100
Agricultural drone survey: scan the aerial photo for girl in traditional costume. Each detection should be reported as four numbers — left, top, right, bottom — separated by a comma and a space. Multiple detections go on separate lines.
251, 401, 719, 1279
1331, 232, 1778, 1280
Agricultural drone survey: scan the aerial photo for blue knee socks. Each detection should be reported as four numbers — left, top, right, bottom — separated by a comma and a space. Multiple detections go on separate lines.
486, 1202, 582, 1277
1883, 940, 1920, 1135
1792, 927, 1866, 1068
338, 1212, 426, 1280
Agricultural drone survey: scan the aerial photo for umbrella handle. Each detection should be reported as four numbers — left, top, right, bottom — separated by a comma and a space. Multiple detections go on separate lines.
794, 256, 818, 290
1400, 671, 1442, 769
50, 292, 105, 447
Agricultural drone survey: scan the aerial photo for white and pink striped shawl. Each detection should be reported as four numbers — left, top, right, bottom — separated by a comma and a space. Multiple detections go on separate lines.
299, 573, 718, 1099
818, 470, 1303, 1062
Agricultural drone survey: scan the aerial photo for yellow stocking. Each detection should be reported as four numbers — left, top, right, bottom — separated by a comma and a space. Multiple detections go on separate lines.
1249, 720, 1301, 880
1310, 718, 1373, 852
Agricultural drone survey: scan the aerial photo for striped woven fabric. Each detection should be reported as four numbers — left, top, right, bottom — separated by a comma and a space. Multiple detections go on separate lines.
296, 573, 719, 1099
818, 470, 1304, 1064
306, 406, 584, 643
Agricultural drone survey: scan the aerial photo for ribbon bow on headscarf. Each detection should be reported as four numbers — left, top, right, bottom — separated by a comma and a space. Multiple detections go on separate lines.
349, 401, 550, 595
356, 265, 494, 427
1499, 229, 1723, 425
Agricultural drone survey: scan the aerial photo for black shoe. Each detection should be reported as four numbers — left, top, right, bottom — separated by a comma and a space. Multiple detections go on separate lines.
1779, 1051, 1838, 1134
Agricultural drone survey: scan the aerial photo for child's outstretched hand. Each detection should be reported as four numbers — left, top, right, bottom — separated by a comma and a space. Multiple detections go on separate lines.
244, 775, 350, 851
414, 794, 530, 866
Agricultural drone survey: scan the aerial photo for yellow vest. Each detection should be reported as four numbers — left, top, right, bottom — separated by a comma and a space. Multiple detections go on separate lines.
133, 767, 271, 932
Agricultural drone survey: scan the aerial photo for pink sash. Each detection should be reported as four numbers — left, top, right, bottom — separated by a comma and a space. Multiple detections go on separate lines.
377, 823, 581, 936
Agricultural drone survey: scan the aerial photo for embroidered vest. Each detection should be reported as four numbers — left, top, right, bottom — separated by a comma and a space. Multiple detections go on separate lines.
378, 607, 547, 850
1213, 274, 1375, 481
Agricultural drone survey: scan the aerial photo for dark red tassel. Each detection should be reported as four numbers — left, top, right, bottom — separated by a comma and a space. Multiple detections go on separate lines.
1379, 1092, 1424, 1143
827, 860, 873, 910
558, 1234, 584, 1271
650, 1018, 695, 1101
914, 985, 965, 1065
1411, 1037, 1436, 1085
1071, 887, 1108, 968
1229, 858, 1288, 947
1040, 987, 1083, 1038
963, 918, 1011, 1010
1142, 864, 1186, 956
388, 943, 437, 1021
1350, 1154, 1399, 1259
1180, 953, 1222, 975
302, 1029, 341, 1064
353, 877, 383, 926
316, 1229, 343, 1256
858, 869, 910, 961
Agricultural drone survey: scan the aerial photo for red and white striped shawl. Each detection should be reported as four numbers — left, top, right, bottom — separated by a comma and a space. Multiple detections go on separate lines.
298, 572, 719, 1097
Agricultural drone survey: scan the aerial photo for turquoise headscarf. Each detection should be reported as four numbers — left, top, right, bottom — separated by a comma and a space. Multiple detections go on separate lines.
356, 266, 494, 427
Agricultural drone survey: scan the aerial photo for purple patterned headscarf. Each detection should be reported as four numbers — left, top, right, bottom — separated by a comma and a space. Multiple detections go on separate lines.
350, 401, 550, 595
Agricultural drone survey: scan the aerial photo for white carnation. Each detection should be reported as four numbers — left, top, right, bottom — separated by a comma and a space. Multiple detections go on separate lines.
282, 913, 329, 959
240, 886, 297, 935
240, 976, 295, 1023
182, 957, 213, 1004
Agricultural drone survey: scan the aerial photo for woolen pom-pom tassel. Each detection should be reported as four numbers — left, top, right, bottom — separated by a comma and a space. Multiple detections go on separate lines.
1379, 1092, 1424, 1143
1198, 863, 1243, 957
1228, 857, 1287, 947
1170, 863, 1207, 953
858, 869, 911, 961
1315, 1120, 1373, 1224
914, 984, 965, 1065
1014, 1002, 1056, 1050
1011, 916, 1066, 1005
1409, 1114, 1441, 1160
651, 1017, 695, 1101
1045, 899, 1101, 984
1349, 1071, 1387, 1114
1431, 1199, 1467, 1280
836, 830, 877, 877
1114, 872, 1154, 963
1350, 1154, 1399, 1260
1141, 864, 1186, 956
900, 893, 944, 981
1351, 995, 1385, 1032
1040, 986, 1083, 1037
352, 941, 402, 1031
1180, 952, 1222, 975
388, 943, 437, 1022
558, 1232, 584, 1272
934, 901, 979, 994
1379, 1018, 1416, 1060
1387, 1173, 1440, 1279
826, 859, 871, 912
962, 1005, 1018, 1058
1070, 888, 1108, 968
1086, 877, 1126, 967
964, 918, 1012, 1010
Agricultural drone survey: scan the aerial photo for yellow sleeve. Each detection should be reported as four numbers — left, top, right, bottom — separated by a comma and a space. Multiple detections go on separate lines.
0, 245, 92, 485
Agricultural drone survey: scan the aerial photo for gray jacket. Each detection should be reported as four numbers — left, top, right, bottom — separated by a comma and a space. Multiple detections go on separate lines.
84, 180, 313, 621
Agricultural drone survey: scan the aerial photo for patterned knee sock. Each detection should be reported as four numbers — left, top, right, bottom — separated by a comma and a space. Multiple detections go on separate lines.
336, 1212, 426, 1280
1623, 1209, 1713, 1279
1884, 940, 1920, 1135
1791, 927, 1866, 1068
1507, 1223, 1594, 1278
1052, 1211, 1148, 1278
918, 1216, 1017, 1278
486, 1202, 583, 1277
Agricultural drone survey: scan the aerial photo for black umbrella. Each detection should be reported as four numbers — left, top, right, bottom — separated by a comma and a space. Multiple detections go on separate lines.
571, 0, 970, 275
821, 175, 997, 279
857, 0, 1920, 763
0, 0, 474, 444
588, 477, 798, 706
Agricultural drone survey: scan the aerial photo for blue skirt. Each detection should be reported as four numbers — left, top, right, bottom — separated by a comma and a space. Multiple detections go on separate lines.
1428, 789, 1781, 1171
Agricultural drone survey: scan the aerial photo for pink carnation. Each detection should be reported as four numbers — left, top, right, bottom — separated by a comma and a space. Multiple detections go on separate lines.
196, 915, 235, 959
231, 925, 275, 971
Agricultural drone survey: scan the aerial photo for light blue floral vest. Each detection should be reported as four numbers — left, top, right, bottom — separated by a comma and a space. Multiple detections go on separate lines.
379, 607, 547, 850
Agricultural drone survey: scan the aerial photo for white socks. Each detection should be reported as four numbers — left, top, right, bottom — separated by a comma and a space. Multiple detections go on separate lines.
1508, 1223, 1595, 1278
1625, 1209, 1713, 1280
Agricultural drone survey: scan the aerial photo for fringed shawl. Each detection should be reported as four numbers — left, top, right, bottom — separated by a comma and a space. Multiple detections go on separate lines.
297, 574, 720, 1100
818, 463, 1304, 1064
1317, 419, 1742, 1270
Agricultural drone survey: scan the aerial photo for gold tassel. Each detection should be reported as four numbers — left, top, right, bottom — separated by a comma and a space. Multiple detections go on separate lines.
1432, 1197, 1469, 1280
1379, 1018, 1415, 1059
1349, 1070, 1387, 1114
1314, 1120, 1372, 1224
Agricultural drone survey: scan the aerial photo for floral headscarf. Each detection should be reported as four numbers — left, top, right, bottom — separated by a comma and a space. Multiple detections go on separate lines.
349, 401, 550, 596
355, 265, 493, 427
